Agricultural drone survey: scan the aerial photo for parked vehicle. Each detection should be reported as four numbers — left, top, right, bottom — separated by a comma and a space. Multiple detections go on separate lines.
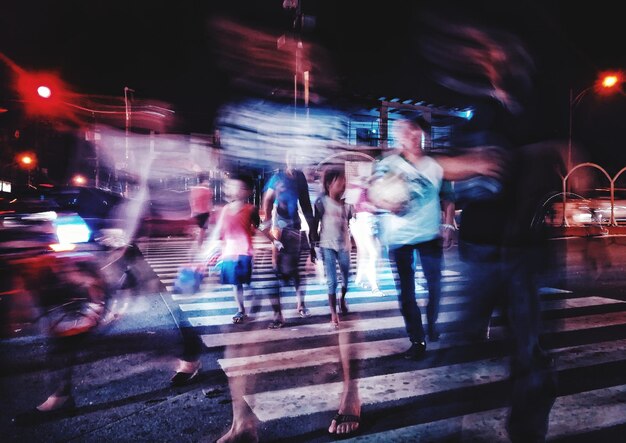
0, 195, 111, 338
538, 189, 626, 228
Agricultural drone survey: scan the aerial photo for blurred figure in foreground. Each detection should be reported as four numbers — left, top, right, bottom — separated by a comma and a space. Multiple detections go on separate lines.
261, 152, 315, 328
420, 10, 561, 440
327, 323, 361, 436
456, 140, 562, 442
350, 176, 385, 297
369, 118, 504, 358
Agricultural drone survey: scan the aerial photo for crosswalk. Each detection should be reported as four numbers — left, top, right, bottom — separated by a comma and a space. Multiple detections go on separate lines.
138, 234, 626, 441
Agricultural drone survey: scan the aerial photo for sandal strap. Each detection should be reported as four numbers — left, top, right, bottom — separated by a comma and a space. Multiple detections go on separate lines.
333, 413, 360, 424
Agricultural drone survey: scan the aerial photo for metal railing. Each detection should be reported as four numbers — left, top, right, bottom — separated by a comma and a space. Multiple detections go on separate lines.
561, 162, 626, 227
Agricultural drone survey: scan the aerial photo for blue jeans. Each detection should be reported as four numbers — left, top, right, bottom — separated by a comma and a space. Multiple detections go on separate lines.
390, 238, 442, 343
321, 247, 351, 295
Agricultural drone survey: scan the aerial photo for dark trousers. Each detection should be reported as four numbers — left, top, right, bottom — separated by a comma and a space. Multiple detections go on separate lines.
459, 241, 557, 442
390, 238, 442, 344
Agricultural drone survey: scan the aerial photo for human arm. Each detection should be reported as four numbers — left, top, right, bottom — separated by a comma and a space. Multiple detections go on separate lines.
441, 199, 456, 249
309, 197, 324, 263
254, 206, 283, 250
260, 186, 276, 231
295, 170, 314, 228
433, 147, 505, 181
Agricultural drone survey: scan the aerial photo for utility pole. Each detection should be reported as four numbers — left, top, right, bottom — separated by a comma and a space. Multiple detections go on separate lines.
123, 86, 134, 196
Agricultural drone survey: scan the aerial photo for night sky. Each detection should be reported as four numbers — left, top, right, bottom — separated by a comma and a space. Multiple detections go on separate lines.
2, 0, 626, 171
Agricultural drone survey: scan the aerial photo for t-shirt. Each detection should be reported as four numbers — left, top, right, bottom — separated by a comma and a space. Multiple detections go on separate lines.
189, 184, 213, 215
315, 195, 352, 252
218, 203, 260, 258
374, 154, 443, 248
264, 169, 313, 230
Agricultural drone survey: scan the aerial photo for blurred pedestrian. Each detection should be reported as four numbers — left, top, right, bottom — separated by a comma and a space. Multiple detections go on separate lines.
350, 177, 385, 297
419, 10, 561, 440
213, 172, 283, 324
368, 117, 503, 359
189, 172, 213, 249
261, 152, 315, 328
310, 167, 353, 327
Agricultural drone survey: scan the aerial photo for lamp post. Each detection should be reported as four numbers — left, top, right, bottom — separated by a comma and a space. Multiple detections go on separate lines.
568, 86, 593, 173
568, 72, 624, 174
123, 86, 134, 196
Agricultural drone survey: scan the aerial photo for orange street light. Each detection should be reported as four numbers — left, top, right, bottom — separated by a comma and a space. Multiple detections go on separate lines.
72, 174, 86, 186
16, 152, 37, 187
568, 71, 624, 172
17, 153, 36, 169
595, 70, 624, 95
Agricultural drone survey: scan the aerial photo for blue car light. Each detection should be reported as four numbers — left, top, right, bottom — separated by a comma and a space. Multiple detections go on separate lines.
54, 214, 91, 244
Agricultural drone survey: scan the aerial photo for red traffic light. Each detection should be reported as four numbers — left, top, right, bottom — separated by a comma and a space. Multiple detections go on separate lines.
37, 85, 52, 98
15, 70, 70, 117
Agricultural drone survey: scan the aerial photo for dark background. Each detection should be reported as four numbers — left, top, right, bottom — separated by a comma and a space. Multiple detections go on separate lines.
2, 0, 626, 174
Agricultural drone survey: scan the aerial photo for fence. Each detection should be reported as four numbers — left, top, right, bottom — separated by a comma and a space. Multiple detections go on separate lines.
561, 162, 626, 227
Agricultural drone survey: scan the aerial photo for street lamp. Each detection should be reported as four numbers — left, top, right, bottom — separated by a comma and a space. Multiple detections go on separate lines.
568, 71, 624, 172
17, 152, 37, 187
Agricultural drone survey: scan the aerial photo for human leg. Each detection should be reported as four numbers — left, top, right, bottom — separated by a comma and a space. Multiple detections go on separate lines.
171, 325, 202, 385
350, 218, 367, 287
217, 340, 260, 442
503, 248, 556, 442
322, 247, 340, 325
328, 315, 361, 436
390, 244, 426, 347
268, 271, 284, 329
417, 239, 443, 341
337, 248, 351, 314
457, 240, 502, 340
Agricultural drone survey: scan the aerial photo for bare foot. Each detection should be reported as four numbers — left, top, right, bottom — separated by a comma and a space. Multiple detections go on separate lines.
330, 312, 340, 327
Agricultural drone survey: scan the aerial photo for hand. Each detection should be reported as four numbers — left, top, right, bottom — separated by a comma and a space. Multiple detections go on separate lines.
273, 239, 284, 251
310, 247, 317, 263
469, 146, 507, 180
441, 224, 456, 250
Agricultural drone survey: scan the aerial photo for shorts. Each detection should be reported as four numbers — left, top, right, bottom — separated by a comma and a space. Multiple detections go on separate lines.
195, 213, 210, 229
220, 255, 253, 285
275, 228, 301, 279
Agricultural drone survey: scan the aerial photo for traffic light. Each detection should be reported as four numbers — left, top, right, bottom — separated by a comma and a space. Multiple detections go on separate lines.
15, 70, 70, 117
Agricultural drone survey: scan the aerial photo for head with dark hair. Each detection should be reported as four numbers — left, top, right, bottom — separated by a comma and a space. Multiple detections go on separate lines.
224, 171, 255, 202
198, 172, 209, 184
321, 167, 345, 196
228, 171, 255, 191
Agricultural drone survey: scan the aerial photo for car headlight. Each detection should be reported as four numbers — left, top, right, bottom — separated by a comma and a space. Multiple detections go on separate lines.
53, 214, 91, 244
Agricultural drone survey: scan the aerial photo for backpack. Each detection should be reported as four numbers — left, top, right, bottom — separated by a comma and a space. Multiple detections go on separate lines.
172, 266, 204, 295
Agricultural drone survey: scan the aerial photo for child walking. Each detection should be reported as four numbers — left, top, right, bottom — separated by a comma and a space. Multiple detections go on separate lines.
212, 172, 282, 324
310, 168, 353, 327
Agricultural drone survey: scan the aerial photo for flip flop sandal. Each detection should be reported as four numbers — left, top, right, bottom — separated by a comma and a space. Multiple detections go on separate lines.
371, 288, 385, 297
232, 312, 247, 324
268, 320, 284, 329
329, 413, 361, 435
298, 307, 311, 318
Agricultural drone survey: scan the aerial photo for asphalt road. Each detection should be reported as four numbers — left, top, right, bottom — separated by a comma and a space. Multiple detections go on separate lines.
2, 235, 626, 442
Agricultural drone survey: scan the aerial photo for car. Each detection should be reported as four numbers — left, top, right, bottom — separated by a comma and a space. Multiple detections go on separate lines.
540, 189, 626, 229
1, 185, 154, 247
